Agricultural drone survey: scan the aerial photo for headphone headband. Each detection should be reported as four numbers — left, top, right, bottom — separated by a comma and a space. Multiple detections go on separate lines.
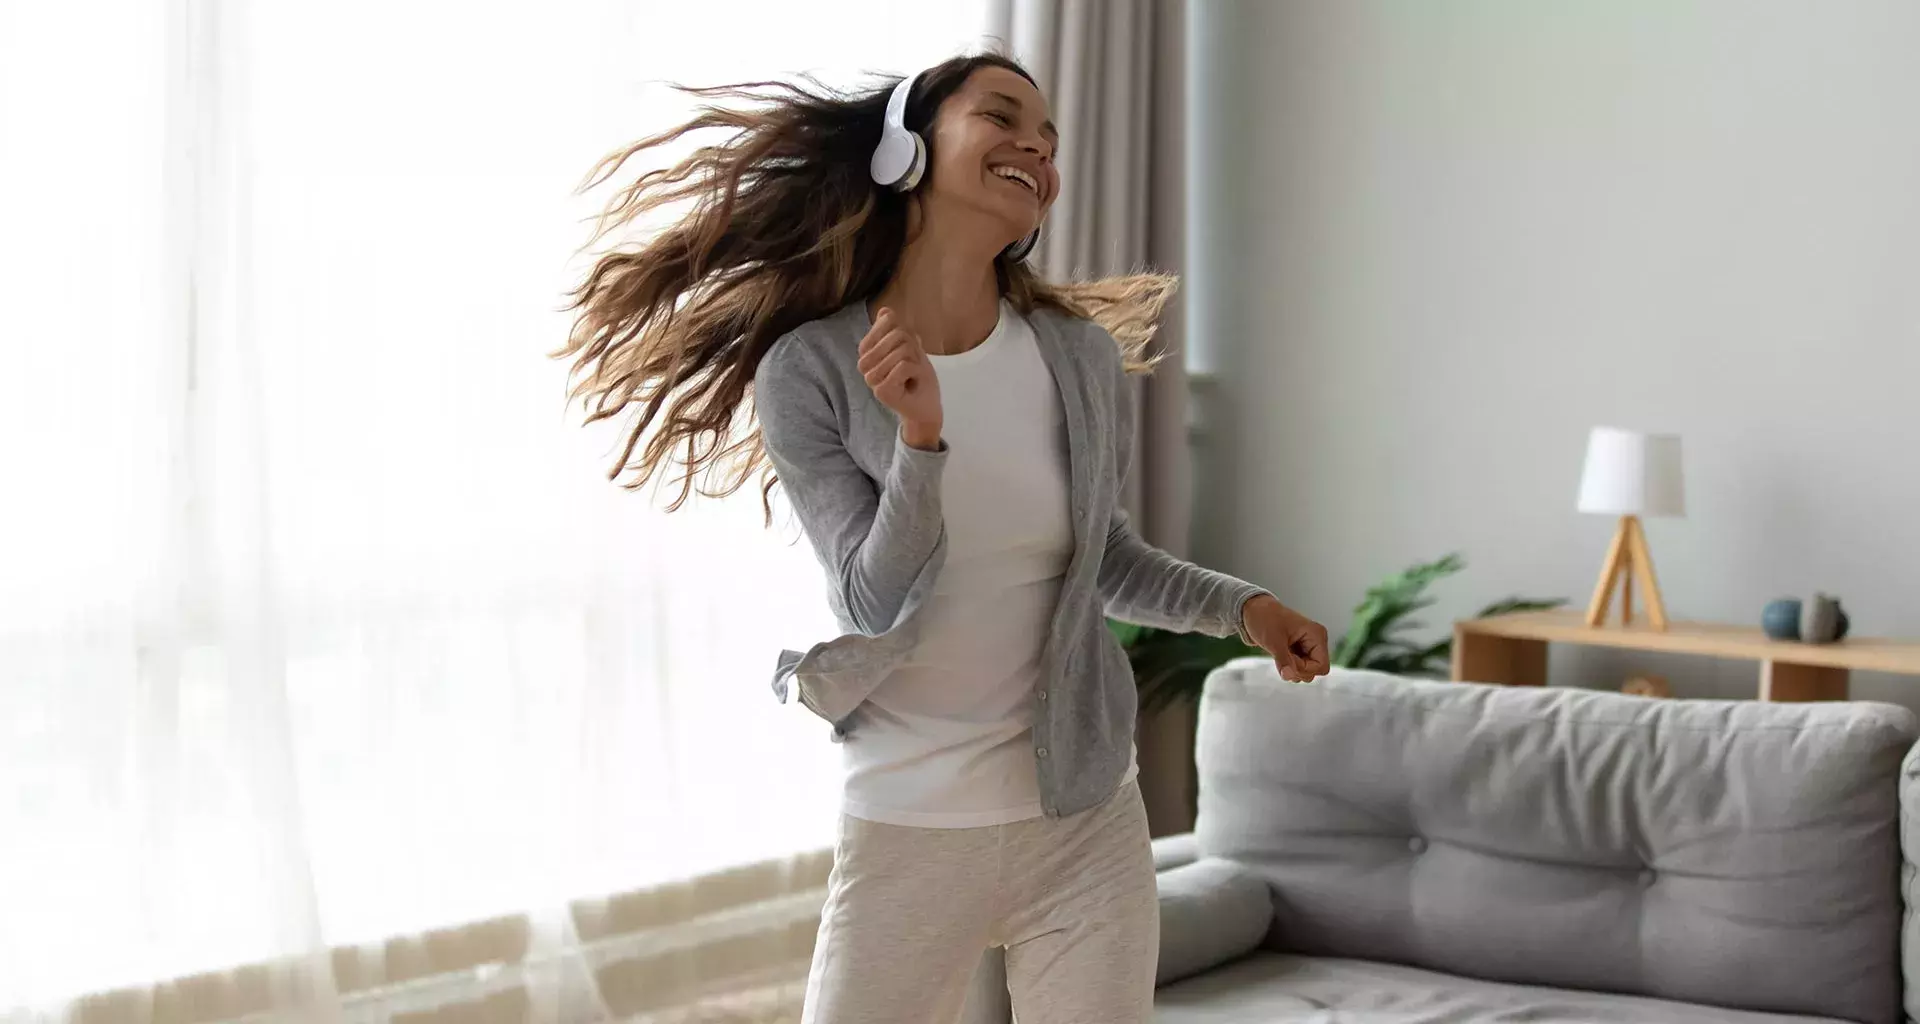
882, 72, 916, 134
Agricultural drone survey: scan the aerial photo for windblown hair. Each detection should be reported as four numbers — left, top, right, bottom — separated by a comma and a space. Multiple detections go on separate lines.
555, 52, 1176, 518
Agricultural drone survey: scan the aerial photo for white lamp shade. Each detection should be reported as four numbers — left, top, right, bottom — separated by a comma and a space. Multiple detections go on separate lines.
1577, 427, 1685, 517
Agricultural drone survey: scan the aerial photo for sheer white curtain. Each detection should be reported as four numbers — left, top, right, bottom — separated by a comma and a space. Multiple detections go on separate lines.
0, 1, 989, 1018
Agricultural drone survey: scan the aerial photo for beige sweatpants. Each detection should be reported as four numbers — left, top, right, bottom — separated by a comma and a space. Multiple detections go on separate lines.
800, 780, 1159, 1024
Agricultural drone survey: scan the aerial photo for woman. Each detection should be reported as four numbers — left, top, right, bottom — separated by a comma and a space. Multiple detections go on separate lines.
558, 52, 1330, 1023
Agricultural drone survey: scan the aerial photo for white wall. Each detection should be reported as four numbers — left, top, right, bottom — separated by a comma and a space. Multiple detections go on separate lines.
1189, 0, 1920, 706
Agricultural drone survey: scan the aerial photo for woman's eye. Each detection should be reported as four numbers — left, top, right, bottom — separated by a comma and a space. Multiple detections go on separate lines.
985, 111, 1012, 126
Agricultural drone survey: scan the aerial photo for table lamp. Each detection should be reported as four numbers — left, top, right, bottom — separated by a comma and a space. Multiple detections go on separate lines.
1577, 426, 1684, 630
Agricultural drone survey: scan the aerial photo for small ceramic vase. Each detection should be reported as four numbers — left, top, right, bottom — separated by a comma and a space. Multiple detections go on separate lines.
1800, 593, 1851, 644
1761, 598, 1801, 641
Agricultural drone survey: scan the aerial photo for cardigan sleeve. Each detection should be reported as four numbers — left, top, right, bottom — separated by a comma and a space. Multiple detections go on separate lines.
1098, 509, 1269, 642
1086, 326, 1270, 641
755, 334, 948, 637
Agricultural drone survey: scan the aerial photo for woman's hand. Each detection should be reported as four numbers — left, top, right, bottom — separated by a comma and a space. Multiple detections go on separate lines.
858, 307, 943, 449
1243, 595, 1331, 683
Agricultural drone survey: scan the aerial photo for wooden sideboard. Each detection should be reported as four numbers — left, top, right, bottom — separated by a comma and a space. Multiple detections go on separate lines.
1451, 610, 1920, 701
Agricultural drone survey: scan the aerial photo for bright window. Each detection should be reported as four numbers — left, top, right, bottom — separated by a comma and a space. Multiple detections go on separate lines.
0, 0, 991, 1010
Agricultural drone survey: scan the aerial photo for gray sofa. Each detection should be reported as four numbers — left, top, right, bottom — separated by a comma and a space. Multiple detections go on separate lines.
1149, 659, 1920, 1023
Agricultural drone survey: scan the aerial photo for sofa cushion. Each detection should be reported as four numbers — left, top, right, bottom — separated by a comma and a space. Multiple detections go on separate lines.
1155, 953, 1850, 1023
1194, 661, 1916, 1024
1156, 858, 1272, 986
1153, 831, 1200, 871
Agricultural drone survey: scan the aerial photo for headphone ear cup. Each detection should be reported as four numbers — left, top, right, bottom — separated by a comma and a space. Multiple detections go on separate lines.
897, 133, 926, 192
1003, 226, 1040, 263
870, 131, 926, 192
870, 129, 920, 188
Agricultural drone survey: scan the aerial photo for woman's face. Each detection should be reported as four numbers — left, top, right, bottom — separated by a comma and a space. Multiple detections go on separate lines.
924, 66, 1060, 246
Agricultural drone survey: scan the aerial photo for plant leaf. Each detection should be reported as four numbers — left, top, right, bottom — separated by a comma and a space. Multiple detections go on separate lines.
1474, 597, 1568, 618
1107, 618, 1147, 648
1333, 553, 1464, 668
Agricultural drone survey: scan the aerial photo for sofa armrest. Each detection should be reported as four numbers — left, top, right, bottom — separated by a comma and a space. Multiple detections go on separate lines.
1155, 858, 1272, 986
1901, 744, 1920, 1024
1152, 831, 1199, 871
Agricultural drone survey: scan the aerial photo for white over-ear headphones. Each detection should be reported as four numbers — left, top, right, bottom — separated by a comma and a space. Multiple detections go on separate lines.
868, 68, 1041, 262
869, 72, 926, 192
1005, 226, 1039, 262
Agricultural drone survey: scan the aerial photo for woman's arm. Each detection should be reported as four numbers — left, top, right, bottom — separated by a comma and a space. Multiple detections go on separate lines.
1087, 319, 1327, 678
1090, 325, 1262, 638
756, 336, 946, 636
1098, 511, 1269, 642
1100, 511, 1329, 681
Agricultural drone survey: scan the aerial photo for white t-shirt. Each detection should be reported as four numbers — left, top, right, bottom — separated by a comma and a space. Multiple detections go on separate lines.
839, 302, 1135, 828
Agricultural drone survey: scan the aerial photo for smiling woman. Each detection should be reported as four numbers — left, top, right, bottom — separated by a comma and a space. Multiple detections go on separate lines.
554, 41, 1324, 1023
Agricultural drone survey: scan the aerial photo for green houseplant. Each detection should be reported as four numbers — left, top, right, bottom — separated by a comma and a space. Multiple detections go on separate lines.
1117, 552, 1564, 713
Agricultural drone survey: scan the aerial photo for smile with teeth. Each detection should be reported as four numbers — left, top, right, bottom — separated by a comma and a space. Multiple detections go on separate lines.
990, 164, 1039, 195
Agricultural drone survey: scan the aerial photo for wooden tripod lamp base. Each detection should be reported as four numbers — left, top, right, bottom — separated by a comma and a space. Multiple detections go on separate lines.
1586, 514, 1669, 630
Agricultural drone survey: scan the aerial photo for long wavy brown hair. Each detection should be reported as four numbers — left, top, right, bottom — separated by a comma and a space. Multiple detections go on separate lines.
556, 52, 1175, 518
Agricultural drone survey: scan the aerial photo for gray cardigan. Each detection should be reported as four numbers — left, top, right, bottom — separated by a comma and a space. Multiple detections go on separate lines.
754, 301, 1269, 820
